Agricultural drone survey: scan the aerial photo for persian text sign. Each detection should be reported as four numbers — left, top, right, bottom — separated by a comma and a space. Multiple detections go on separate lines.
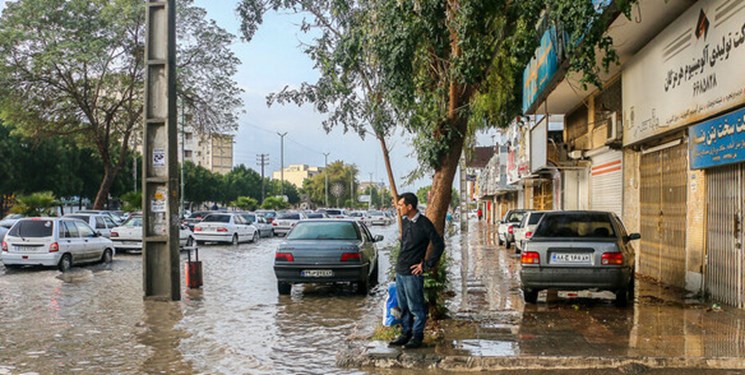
522, 27, 558, 113
623, 0, 745, 146
690, 106, 745, 169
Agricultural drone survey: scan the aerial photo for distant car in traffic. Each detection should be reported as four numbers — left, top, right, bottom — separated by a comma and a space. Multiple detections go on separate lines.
255, 210, 278, 224
182, 210, 214, 231
498, 209, 532, 249
109, 215, 195, 253
238, 212, 274, 238
519, 211, 640, 307
319, 208, 346, 218
2, 217, 115, 272
63, 213, 120, 238
365, 210, 391, 226
75, 210, 124, 226
193, 213, 259, 245
306, 212, 329, 219
272, 211, 308, 236
273, 219, 381, 295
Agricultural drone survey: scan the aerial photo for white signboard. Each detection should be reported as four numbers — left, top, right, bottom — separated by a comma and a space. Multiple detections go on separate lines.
358, 195, 371, 203
530, 118, 548, 173
623, 0, 745, 146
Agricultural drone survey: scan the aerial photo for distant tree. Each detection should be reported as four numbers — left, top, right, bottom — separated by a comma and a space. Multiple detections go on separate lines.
302, 161, 357, 206
0, 0, 243, 209
265, 179, 300, 205
183, 161, 220, 208
120, 191, 142, 213
232, 196, 259, 211
416, 186, 432, 205
11, 191, 60, 216
261, 196, 288, 210
222, 165, 263, 204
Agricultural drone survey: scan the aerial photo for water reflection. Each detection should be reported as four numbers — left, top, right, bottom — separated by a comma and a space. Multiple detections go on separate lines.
139, 301, 193, 374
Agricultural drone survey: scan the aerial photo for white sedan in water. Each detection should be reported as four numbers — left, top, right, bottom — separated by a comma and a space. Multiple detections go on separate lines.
110, 215, 195, 253
193, 213, 259, 245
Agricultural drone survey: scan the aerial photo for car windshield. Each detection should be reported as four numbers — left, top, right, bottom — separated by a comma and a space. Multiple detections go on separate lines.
278, 213, 300, 220
507, 211, 527, 222
287, 221, 360, 240
369, 211, 384, 216
306, 213, 325, 219
242, 214, 256, 223
203, 214, 231, 223
528, 212, 546, 225
349, 212, 363, 217
8, 220, 54, 238
324, 210, 342, 216
532, 213, 616, 239
122, 217, 143, 227
66, 215, 89, 222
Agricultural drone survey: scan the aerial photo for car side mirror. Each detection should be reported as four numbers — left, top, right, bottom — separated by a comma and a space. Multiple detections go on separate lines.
627, 233, 641, 241
374, 235, 384, 242
95, 231, 102, 237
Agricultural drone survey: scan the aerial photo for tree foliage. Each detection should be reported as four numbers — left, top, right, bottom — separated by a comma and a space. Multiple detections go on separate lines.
0, 0, 243, 209
301, 161, 358, 207
232, 196, 259, 211
120, 191, 142, 213
261, 196, 288, 210
11, 191, 60, 216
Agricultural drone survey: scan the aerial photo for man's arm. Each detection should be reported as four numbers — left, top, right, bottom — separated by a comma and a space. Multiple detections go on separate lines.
422, 220, 445, 271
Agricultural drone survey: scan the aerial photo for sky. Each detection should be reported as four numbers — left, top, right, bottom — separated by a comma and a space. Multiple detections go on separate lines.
0, 0, 498, 192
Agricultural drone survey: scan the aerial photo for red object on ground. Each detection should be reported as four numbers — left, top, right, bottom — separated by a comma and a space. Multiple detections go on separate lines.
185, 248, 203, 289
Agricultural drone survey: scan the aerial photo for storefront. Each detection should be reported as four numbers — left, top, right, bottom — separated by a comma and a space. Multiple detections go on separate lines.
691, 106, 745, 308
587, 147, 623, 217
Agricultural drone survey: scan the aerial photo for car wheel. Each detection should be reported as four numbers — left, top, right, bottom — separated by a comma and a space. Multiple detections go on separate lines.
277, 281, 291, 295
506, 240, 512, 249
186, 236, 194, 247
58, 253, 72, 273
231, 234, 239, 245
252, 231, 259, 243
356, 275, 370, 295
101, 248, 113, 264
196, 240, 205, 246
523, 289, 538, 304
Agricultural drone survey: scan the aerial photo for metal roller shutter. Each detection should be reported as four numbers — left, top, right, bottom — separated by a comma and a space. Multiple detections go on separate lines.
589, 149, 623, 217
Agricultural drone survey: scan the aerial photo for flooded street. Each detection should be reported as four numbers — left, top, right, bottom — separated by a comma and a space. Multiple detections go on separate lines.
0, 224, 399, 375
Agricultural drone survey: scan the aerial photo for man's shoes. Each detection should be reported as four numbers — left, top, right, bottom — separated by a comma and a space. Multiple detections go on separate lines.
403, 337, 423, 349
388, 334, 412, 346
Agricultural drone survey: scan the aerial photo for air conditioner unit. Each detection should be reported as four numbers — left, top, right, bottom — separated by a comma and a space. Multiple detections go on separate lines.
607, 111, 619, 141
568, 150, 584, 160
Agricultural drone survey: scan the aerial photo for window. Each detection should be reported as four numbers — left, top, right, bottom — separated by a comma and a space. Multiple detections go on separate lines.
104, 217, 117, 228
286, 222, 360, 240
202, 214, 231, 223
8, 220, 54, 238
76, 221, 96, 238
185, 150, 193, 158
63, 221, 79, 238
123, 217, 143, 227
278, 213, 300, 220
185, 132, 193, 140
96, 217, 106, 229
532, 213, 615, 239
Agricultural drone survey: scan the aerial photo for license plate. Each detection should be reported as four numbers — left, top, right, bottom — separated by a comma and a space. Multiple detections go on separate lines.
14, 245, 42, 252
301, 270, 333, 277
551, 253, 591, 264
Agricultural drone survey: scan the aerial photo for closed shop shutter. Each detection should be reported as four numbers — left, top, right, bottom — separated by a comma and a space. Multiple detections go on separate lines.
638, 142, 688, 287
590, 149, 623, 217
706, 164, 745, 308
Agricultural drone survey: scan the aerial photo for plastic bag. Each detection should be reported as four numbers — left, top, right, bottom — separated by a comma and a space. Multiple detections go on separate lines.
383, 282, 402, 326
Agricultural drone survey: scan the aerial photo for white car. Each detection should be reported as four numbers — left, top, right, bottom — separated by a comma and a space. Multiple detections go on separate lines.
272, 211, 308, 236
194, 213, 259, 245
1, 217, 114, 272
63, 213, 119, 238
498, 209, 531, 249
513, 211, 550, 253
366, 211, 391, 226
238, 212, 273, 238
109, 215, 195, 253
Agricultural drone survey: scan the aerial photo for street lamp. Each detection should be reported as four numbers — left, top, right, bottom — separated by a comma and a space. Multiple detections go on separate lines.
277, 131, 287, 196
323, 152, 330, 207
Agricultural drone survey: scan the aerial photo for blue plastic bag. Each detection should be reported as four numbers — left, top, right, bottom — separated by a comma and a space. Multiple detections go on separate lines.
383, 282, 402, 326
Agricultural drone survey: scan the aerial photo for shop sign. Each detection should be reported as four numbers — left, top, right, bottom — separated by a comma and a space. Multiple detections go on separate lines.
690, 106, 745, 169
522, 26, 559, 113
623, 0, 745, 146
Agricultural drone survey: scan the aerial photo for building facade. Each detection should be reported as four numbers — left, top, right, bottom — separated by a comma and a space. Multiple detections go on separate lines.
272, 164, 322, 189
178, 126, 235, 175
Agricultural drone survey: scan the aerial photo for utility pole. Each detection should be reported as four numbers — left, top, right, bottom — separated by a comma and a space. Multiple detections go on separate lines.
277, 132, 287, 196
143, 0, 179, 301
323, 152, 330, 208
256, 153, 269, 203
350, 168, 354, 209
368, 173, 373, 210
180, 97, 185, 218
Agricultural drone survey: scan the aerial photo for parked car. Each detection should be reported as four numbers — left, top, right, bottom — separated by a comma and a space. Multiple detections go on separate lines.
319, 208, 346, 219
0, 221, 14, 242
273, 219, 381, 295
272, 212, 308, 236
75, 210, 124, 226
347, 211, 366, 223
498, 209, 532, 248
238, 212, 273, 238
63, 213, 119, 238
519, 211, 640, 307
109, 215, 195, 253
193, 213, 259, 245
366, 210, 391, 226
513, 211, 550, 253
1, 217, 115, 272
255, 210, 278, 224
182, 211, 214, 231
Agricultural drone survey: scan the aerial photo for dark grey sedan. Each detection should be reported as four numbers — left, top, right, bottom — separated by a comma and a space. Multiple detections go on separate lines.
519, 211, 640, 307
273, 219, 381, 295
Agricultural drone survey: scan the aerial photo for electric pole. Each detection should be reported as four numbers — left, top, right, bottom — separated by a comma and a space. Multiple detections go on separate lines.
277, 132, 287, 196
256, 153, 269, 203
323, 152, 330, 208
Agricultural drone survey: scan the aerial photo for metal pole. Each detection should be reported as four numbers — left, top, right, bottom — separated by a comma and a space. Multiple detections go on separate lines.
143, 0, 180, 301
180, 98, 185, 218
323, 152, 330, 207
277, 132, 287, 197
257, 153, 268, 203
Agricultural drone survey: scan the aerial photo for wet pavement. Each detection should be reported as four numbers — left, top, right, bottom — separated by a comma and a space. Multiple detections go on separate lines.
3, 220, 745, 374
0, 224, 399, 375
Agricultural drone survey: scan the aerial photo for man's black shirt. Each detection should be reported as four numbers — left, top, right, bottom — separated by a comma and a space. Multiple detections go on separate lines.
396, 212, 445, 275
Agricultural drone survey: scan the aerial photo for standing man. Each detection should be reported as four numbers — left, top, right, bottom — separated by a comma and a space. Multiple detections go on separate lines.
389, 192, 445, 349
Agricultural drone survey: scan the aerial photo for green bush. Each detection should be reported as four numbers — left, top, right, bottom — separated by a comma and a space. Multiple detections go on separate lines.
232, 196, 258, 211
261, 196, 288, 210
120, 191, 142, 212
11, 191, 59, 216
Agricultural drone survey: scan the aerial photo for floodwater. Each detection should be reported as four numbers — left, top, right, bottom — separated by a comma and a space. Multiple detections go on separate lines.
0, 224, 399, 375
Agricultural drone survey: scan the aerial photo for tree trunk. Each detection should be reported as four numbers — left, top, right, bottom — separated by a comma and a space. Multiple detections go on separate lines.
93, 164, 118, 209
378, 134, 402, 236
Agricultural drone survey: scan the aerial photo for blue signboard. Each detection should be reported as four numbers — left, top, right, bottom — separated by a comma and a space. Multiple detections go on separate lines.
522, 26, 558, 113
690, 106, 745, 169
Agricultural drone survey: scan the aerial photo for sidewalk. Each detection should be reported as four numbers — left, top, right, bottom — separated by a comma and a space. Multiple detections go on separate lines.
339, 221, 745, 372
